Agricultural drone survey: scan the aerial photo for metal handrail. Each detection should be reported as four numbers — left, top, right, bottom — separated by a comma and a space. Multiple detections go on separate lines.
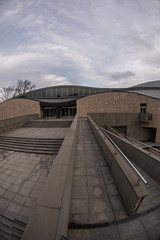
100, 127, 147, 185
105, 124, 160, 154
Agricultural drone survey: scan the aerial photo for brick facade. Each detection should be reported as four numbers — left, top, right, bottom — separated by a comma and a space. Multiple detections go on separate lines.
0, 98, 41, 121
77, 92, 160, 142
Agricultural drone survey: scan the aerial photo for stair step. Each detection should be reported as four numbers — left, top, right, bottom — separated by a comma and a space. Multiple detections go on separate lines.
0, 141, 61, 149
0, 213, 26, 240
0, 139, 62, 146
0, 145, 58, 154
0, 136, 63, 155
0, 136, 63, 142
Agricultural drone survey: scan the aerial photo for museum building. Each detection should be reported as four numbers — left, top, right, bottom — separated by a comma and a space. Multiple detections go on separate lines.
0, 80, 160, 142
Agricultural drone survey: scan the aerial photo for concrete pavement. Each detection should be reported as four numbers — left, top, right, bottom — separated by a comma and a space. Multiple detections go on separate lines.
68, 119, 160, 240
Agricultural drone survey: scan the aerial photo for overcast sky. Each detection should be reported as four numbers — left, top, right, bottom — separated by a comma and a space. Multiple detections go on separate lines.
0, 0, 160, 89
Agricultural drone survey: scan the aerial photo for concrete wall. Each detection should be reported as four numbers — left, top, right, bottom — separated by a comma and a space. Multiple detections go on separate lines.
105, 130, 160, 185
77, 92, 160, 142
0, 98, 41, 120
22, 115, 79, 240
88, 113, 156, 142
0, 114, 39, 135
88, 115, 147, 215
23, 120, 72, 128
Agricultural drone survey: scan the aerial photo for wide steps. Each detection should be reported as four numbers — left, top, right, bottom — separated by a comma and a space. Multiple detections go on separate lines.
0, 136, 63, 155
0, 213, 26, 240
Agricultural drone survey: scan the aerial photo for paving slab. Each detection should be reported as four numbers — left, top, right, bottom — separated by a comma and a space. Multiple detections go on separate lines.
0, 147, 56, 224
68, 119, 160, 240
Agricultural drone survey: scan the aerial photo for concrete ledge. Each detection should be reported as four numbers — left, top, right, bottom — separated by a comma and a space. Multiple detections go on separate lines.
23, 120, 72, 128
22, 114, 78, 240
87, 115, 147, 215
105, 130, 160, 185
0, 114, 39, 135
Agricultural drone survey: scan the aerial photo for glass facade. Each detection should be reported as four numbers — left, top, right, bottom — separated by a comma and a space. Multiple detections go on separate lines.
24, 86, 106, 99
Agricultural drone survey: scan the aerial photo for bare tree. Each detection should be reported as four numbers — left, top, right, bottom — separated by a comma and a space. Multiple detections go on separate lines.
0, 80, 36, 102
0, 86, 16, 102
15, 80, 36, 95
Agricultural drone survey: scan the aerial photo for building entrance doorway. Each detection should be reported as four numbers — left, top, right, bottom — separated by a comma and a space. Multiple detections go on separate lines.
43, 108, 56, 118
43, 107, 76, 118
61, 107, 76, 117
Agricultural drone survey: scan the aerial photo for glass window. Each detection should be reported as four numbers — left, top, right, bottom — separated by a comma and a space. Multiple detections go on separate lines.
79, 88, 84, 96
84, 88, 89, 96
42, 89, 46, 98
52, 88, 56, 98
73, 87, 78, 96
68, 88, 72, 96
47, 89, 52, 98
27, 92, 32, 98
63, 88, 68, 97
36, 91, 41, 98
140, 103, 147, 113
32, 91, 37, 98
57, 88, 61, 97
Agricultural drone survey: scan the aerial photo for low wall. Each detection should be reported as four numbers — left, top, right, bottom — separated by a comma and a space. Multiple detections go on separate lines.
88, 113, 156, 142
23, 120, 72, 128
0, 114, 39, 135
88, 115, 147, 215
22, 115, 79, 240
105, 130, 160, 185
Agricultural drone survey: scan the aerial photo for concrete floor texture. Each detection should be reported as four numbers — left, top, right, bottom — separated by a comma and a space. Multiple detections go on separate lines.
68, 119, 160, 240
0, 119, 160, 239
0, 127, 68, 226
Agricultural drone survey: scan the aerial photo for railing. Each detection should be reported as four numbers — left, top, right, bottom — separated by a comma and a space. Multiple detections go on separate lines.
105, 124, 160, 155
100, 127, 147, 185
139, 113, 153, 122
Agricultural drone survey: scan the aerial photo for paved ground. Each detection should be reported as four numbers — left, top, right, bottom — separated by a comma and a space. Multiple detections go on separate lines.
0, 127, 69, 224
68, 119, 160, 240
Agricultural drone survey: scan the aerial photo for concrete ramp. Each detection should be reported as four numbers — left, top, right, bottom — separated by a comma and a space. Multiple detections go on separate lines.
88, 115, 147, 215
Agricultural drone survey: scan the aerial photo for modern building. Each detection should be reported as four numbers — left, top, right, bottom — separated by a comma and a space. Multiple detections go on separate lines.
0, 80, 160, 239
1, 80, 160, 142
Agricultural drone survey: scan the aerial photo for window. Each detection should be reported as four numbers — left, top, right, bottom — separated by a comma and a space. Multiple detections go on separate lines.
140, 103, 147, 113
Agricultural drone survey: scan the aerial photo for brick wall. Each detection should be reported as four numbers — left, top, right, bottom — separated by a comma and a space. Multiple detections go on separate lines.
77, 92, 160, 142
0, 98, 41, 121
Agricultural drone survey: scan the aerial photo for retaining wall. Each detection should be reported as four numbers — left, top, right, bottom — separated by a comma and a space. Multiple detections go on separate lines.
22, 114, 79, 240
105, 130, 160, 185
0, 114, 39, 135
23, 120, 72, 128
88, 115, 147, 215
88, 113, 156, 142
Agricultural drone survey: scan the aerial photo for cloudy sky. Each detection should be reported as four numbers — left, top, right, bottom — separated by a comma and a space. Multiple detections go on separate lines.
0, 0, 160, 89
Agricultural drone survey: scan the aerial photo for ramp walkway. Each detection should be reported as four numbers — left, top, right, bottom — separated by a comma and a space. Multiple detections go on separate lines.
68, 119, 160, 240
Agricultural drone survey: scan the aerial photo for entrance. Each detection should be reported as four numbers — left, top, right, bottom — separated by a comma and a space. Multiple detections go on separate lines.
43, 107, 76, 118
61, 107, 76, 117
43, 108, 56, 118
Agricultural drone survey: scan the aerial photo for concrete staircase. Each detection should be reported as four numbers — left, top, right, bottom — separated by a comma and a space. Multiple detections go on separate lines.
0, 212, 27, 240
0, 136, 63, 155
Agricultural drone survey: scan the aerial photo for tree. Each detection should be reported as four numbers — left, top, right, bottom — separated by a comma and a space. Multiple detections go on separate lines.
0, 80, 36, 102
0, 86, 15, 102
15, 80, 36, 95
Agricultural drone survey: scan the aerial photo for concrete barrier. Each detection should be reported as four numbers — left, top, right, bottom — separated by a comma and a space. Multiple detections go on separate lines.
105, 130, 160, 185
0, 114, 39, 135
87, 115, 147, 216
23, 119, 72, 128
22, 114, 79, 240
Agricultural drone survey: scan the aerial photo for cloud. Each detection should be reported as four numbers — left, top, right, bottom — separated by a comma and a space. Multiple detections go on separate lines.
0, 0, 160, 89
110, 71, 136, 80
